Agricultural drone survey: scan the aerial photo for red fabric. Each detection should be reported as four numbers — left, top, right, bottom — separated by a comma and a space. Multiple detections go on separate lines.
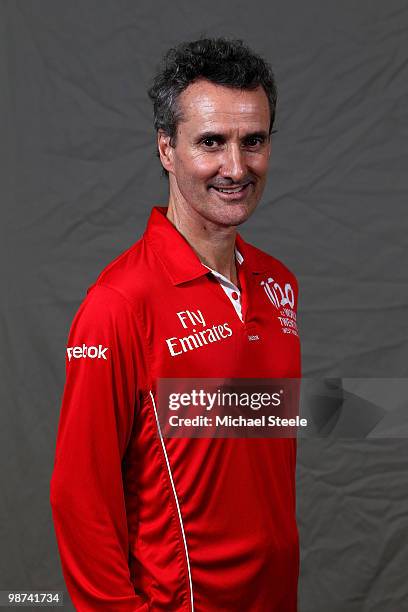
50, 206, 301, 611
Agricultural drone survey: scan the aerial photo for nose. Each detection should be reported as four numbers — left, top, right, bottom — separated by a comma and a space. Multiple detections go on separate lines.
219, 143, 246, 183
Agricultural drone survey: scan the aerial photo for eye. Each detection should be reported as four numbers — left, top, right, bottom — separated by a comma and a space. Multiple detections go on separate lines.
202, 137, 220, 148
244, 136, 265, 148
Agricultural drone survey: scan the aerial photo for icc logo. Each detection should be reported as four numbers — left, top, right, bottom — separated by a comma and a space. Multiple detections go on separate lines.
261, 278, 295, 310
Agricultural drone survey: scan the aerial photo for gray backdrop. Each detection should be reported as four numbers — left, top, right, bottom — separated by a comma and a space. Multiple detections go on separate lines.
1, 0, 407, 610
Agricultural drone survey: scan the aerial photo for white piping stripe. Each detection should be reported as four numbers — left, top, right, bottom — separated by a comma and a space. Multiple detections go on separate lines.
149, 390, 195, 611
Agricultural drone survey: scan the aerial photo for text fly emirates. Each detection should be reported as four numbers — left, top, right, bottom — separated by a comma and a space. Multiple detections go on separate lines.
166, 309, 232, 357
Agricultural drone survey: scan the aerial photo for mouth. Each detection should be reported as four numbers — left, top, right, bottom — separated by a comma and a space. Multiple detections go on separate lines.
209, 182, 252, 201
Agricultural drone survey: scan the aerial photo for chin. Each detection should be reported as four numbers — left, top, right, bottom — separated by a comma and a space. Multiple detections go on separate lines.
207, 203, 254, 227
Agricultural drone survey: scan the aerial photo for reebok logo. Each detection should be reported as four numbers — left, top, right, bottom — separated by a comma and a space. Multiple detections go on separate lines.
66, 344, 109, 361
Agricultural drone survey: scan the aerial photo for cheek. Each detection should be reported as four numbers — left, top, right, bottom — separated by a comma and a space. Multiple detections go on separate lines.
248, 153, 270, 175
177, 153, 219, 183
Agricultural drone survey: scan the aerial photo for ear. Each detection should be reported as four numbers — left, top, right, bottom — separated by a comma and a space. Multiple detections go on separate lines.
157, 129, 175, 174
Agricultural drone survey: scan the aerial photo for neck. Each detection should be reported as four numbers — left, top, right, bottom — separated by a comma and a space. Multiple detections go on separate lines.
166, 200, 239, 286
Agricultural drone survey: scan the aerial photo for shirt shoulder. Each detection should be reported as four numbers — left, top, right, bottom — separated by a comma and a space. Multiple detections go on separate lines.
85, 235, 156, 309
68, 283, 139, 344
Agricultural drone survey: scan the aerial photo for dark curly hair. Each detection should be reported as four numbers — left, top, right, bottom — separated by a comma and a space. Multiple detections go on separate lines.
147, 37, 278, 177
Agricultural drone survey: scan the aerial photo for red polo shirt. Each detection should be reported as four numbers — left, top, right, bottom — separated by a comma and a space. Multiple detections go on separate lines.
50, 206, 301, 611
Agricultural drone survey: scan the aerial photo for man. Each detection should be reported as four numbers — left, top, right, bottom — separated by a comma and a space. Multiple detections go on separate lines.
50, 37, 301, 611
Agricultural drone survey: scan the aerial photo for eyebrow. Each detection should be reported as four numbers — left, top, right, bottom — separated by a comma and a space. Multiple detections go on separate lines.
194, 130, 270, 143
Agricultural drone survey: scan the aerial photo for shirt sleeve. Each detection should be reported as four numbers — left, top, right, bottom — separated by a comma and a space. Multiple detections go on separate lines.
49, 283, 148, 611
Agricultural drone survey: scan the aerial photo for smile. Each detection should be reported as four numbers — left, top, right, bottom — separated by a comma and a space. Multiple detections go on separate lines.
215, 184, 247, 192
210, 183, 252, 200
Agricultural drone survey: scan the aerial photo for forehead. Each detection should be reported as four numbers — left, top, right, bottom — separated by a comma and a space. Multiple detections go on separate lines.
177, 79, 270, 132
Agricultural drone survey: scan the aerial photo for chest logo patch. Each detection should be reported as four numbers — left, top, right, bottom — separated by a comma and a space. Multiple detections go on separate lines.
260, 278, 299, 337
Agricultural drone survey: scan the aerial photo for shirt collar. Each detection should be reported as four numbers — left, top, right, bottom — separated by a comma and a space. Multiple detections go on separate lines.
143, 206, 268, 285
202, 247, 243, 288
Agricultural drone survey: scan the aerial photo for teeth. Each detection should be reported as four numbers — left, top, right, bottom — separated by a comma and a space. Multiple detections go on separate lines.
216, 185, 247, 193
